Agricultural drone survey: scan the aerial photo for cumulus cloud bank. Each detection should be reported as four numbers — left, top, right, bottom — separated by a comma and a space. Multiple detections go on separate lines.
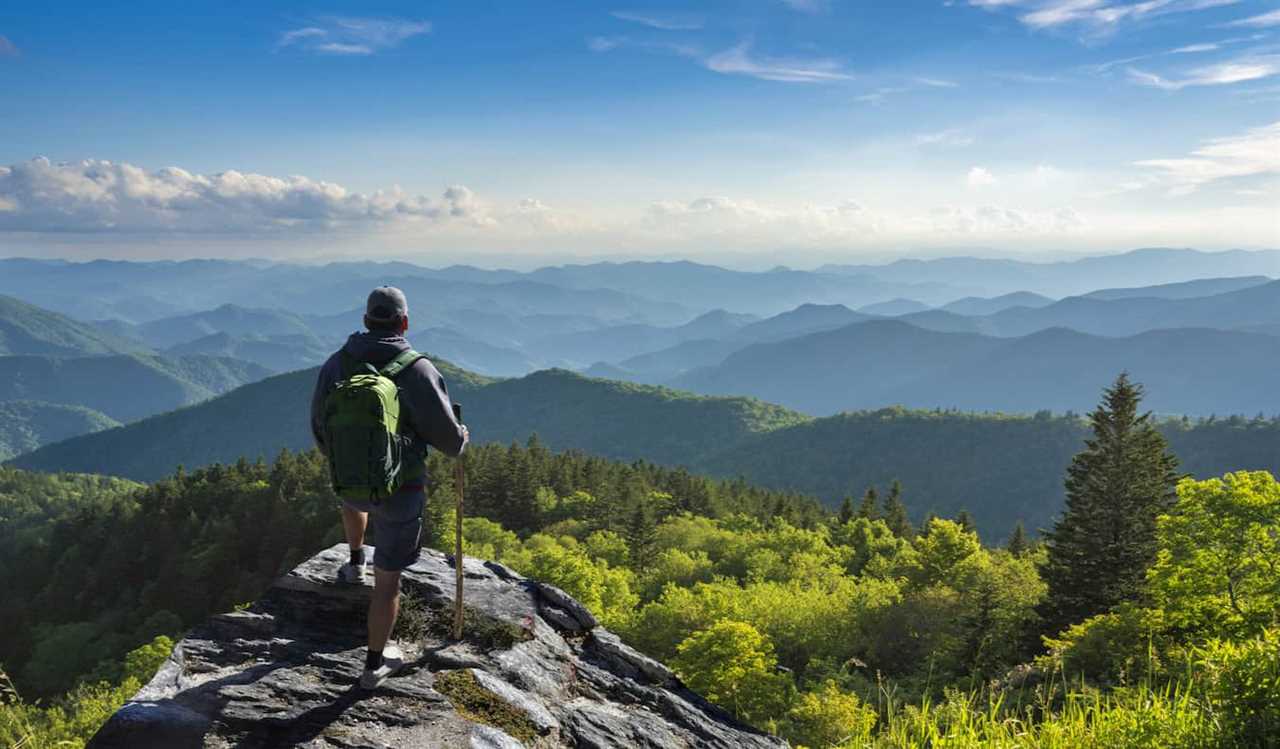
0, 158, 485, 233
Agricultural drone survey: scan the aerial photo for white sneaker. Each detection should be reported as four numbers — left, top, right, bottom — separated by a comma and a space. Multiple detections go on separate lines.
337, 559, 367, 585
358, 644, 404, 690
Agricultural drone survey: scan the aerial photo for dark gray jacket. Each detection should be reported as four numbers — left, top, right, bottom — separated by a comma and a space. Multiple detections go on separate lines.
311, 332, 468, 482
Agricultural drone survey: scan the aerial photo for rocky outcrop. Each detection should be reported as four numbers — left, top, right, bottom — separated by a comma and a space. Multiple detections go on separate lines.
87, 544, 787, 748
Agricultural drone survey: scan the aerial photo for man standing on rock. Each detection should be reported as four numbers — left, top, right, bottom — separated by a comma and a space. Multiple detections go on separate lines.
311, 286, 469, 689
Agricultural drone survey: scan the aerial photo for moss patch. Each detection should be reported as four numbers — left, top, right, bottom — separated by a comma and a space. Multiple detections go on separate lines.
434, 669, 540, 744
395, 587, 530, 651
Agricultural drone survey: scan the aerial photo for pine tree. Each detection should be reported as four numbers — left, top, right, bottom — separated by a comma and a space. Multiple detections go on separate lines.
883, 481, 913, 538
1006, 521, 1028, 557
1037, 373, 1180, 637
857, 487, 879, 520
838, 495, 855, 525
625, 501, 658, 568
955, 510, 977, 538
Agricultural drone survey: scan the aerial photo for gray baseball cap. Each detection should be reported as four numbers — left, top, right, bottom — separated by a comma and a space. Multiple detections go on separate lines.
366, 286, 408, 324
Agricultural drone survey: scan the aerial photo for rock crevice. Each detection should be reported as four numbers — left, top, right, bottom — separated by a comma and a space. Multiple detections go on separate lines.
88, 544, 786, 749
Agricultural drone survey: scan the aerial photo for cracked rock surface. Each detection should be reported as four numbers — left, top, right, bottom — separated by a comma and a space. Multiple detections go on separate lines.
87, 544, 787, 749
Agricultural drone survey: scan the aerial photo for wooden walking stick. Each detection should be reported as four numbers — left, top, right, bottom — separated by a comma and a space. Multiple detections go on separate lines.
451, 402, 466, 640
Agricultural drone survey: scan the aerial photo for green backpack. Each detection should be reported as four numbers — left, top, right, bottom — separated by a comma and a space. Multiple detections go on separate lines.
322, 349, 424, 503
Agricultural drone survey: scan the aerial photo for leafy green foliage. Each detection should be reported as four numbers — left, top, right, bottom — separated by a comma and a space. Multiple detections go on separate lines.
2, 431, 1277, 747
1149, 471, 1280, 640
671, 621, 789, 728
1196, 628, 1280, 747
0, 636, 172, 749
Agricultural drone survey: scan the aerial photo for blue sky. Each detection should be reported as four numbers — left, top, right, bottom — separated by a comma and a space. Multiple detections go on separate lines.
0, 0, 1277, 266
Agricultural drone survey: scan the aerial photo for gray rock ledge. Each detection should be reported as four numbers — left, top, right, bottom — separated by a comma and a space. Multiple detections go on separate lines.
87, 543, 787, 749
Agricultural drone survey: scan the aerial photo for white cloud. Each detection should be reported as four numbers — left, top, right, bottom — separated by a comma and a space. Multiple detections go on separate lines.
610, 11, 702, 30
1128, 55, 1280, 89
277, 17, 430, 56
966, 0, 1244, 33
0, 158, 487, 233
588, 36, 623, 52
916, 129, 976, 146
854, 86, 909, 104
780, 0, 829, 13
1091, 40, 1227, 72
1033, 164, 1066, 183
704, 42, 852, 83
1134, 120, 1280, 194
914, 77, 960, 88
967, 166, 998, 186
0, 35, 18, 57
1225, 8, 1280, 27
927, 205, 1084, 234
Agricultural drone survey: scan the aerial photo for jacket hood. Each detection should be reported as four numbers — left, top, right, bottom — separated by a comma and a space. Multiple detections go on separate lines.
341, 331, 411, 366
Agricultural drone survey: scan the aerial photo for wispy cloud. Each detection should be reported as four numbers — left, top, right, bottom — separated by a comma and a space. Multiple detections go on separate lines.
1224, 8, 1280, 28
610, 10, 702, 31
0, 35, 18, 57
854, 86, 909, 104
916, 129, 976, 146
704, 42, 852, 83
1090, 38, 1237, 72
277, 17, 430, 56
993, 71, 1064, 83
1135, 120, 1280, 194
967, 0, 1244, 33
586, 35, 701, 59
1128, 54, 1280, 89
780, 0, 830, 13
855, 76, 959, 104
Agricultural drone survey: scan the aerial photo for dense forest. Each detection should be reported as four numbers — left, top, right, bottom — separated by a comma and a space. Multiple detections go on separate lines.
15, 357, 1280, 540
2, 379, 1277, 747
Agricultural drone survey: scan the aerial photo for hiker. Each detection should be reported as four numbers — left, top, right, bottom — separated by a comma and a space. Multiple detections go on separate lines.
311, 286, 469, 689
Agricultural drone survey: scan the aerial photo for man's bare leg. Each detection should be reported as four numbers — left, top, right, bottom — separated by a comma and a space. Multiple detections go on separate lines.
342, 505, 368, 552
369, 567, 402, 652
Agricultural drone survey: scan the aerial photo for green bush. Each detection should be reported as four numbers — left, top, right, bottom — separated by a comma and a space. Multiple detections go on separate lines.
1198, 628, 1280, 748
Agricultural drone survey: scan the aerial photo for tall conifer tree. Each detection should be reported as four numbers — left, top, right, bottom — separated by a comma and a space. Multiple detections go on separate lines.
1037, 373, 1180, 637
883, 480, 913, 538
1006, 521, 1029, 556
857, 487, 879, 520
838, 495, 855, 525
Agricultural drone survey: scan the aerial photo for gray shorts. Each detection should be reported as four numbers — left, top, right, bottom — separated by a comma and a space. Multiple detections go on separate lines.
343, 486, 426, 572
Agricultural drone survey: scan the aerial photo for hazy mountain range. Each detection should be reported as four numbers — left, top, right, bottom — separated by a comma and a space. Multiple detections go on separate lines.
5, 247, 1280, 512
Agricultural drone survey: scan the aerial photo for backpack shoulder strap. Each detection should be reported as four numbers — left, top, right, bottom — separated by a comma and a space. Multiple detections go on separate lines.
338, 350, 380, 379
380, 349, 424, 379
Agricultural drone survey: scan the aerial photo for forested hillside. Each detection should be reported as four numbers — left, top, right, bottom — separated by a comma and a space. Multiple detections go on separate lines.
0, 402, 119, 460
0, 353, 270, 422
8, 363, 808, 481
3, 434, 1276, 747
15, 359, 1280, 539
0, 295, 141, 356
